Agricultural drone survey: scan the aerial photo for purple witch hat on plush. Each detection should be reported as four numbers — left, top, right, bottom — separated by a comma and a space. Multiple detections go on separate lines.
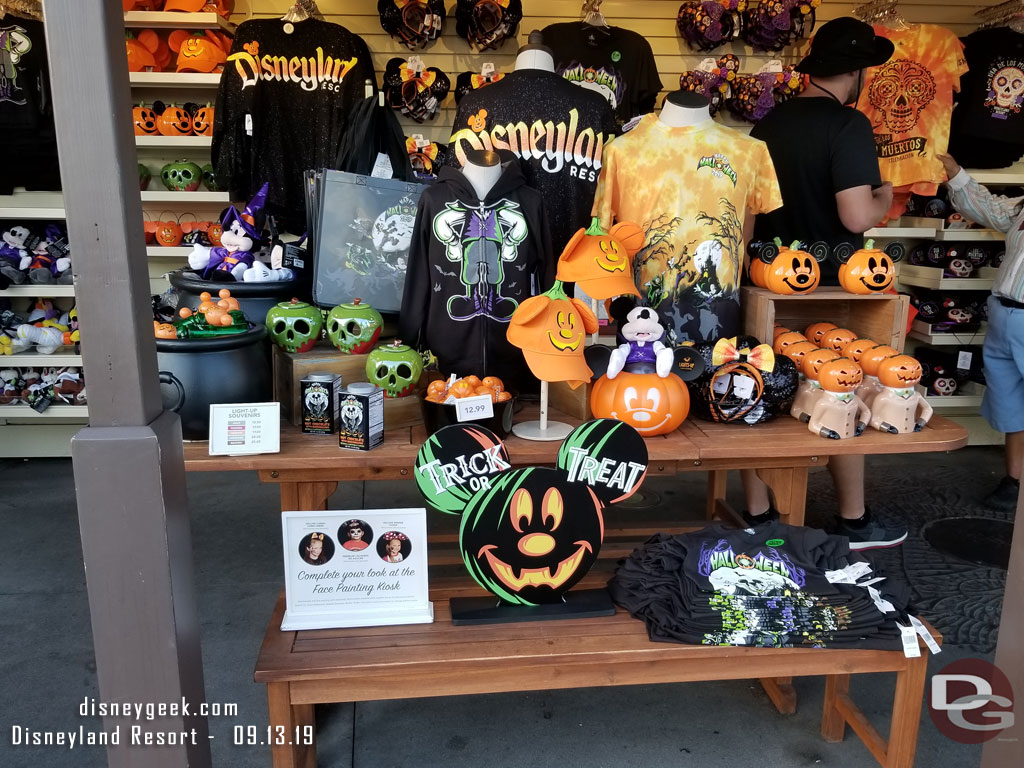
222, 182, 269, 241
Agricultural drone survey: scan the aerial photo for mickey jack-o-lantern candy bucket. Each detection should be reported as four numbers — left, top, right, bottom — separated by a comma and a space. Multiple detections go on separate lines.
835, 239, 905, 295
749, 238, 829, 295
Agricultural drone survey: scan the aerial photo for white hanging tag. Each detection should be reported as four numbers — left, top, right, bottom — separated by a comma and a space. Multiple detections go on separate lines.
957, 351, 972, 371
481, 62, 495, 78
909, 616, 942, 655
867, 585, 895, 614
896, 622, 921, 658
733, 375, 756, 399
697, 57, 718, 73
244, 113, 253, 136
712, 374, 731, 395
758, 59, 784, 74
370, 153, 394, 179
408, 55, 425, 75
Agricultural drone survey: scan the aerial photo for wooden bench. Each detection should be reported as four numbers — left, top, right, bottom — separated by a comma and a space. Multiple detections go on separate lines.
255, 578, 940, 768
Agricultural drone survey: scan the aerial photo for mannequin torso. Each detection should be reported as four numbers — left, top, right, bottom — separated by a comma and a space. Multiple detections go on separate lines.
659, 91, 713, 128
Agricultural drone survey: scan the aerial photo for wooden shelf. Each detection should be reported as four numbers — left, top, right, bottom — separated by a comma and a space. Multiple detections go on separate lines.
898, 264, 995, 291
5, 348, 82, 366
135, 135, 212, 149
967, 166, 1024, 185
918, 382, 985, 411
140, 190, 229, 203
124, 10, 235, 33
0, 191, 65, 219
0, 284, 76, 297
129, 72, 221, 88
0, 405, 88, 420
146, 246, 192, 258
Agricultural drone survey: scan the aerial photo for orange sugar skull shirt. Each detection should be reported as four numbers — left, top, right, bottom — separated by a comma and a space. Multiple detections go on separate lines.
592, 115, 782, 343
855, 24, 968, 194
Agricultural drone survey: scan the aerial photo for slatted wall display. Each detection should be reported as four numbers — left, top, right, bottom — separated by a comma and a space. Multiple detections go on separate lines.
231, 1, 997, 142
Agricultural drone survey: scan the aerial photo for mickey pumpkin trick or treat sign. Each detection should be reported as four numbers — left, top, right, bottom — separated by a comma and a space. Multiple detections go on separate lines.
415, 420, 649, 623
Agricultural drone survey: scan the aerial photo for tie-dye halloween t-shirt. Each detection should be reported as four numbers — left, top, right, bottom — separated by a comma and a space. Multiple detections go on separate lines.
592, 115, 782, 343
855, 24, 968, 193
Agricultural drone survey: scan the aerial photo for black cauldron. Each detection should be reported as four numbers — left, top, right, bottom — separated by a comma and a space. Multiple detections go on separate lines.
168, 268, 302, 325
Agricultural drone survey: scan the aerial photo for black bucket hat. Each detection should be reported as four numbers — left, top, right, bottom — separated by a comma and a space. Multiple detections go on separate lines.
796, 17, 894, 77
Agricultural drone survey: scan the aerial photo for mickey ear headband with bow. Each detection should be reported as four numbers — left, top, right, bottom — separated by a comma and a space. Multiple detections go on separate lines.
406, 137, 446, 178
677, 53, 739, 116
378, 0, 446, 50
455, 0, 523, 51
740, 0, 819, 53
712, 337, 776, 372
384, 58, 451, 122
454, 69, 505, 104
676, 1, 745, 52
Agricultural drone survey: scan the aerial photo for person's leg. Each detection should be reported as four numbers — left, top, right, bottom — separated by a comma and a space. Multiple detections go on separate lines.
828, 454, 865, 520
980, 298, 1024, 510
1006, 430, 1024, 481
741, 469, 772, 515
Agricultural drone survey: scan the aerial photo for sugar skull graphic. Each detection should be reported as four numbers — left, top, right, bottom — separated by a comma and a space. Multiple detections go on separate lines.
985, 64, 1024, 116
868, 59, 936, 134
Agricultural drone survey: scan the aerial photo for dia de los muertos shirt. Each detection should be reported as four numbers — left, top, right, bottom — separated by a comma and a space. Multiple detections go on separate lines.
541, 22, 663, 127
854, 25, 968, 194
592, 115, 782, 344
949, 27, 1024, 167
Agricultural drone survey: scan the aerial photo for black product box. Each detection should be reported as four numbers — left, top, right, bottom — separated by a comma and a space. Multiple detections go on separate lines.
300, 373, 342, 434
338, 384, 384, 451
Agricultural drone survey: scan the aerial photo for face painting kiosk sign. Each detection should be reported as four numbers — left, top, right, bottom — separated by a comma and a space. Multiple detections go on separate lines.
415, 419, 648, 624
280, 509, 432, 630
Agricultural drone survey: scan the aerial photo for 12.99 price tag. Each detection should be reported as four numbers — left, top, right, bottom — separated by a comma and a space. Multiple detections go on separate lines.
455, 394, 493, 422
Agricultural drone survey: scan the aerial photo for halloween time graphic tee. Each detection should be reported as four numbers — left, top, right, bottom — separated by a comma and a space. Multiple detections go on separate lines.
541, 22, 663, 127
854, 24, 968, 194
212, 18, 375, 231
592, 115, 782, 343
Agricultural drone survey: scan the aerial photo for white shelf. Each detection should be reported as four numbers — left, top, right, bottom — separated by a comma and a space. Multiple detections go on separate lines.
0, 284, 76, 297
141, 190, 229, 203
908, 330, 986, 347
129, 72, 221, 88
0, 405, 88, 420
967, 166, 1024, 185
898, 264, 995, 291
865, 226, 936, 239
146, 246, 192, 258
0, 191, 65, 219
4, 348, 82, 366
135, 135, 212, 149
124, 10, 235, 33
934, 229, 1005, 242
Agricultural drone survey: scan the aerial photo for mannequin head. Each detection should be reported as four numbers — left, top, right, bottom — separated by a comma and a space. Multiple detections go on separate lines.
659, 91, 712, 128
515, 30, 554, 72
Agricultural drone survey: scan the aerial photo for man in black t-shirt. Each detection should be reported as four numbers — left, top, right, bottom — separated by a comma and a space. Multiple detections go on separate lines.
745, 18, 907, 552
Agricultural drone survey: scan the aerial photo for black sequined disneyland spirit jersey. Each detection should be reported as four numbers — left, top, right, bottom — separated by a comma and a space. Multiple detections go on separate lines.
446, 69, 618, 255
212, 18, 375, 231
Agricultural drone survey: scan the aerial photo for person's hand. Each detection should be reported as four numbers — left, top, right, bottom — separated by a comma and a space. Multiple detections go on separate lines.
937, 153, 961, 181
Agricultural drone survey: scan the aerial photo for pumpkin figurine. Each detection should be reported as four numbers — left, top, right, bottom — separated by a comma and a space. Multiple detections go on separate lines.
325, 298, 383, 355
857, 344, 899, 408
191, 104, 215, 137
869, 354, 933, 434
841, 337, 878, 364
820, 326, 856, 354
781, 340, 819, 375
808, 357, 871, 440
805, 321, 837, 346
757, 238, 829, 295
414, 420, 648, 611
772, 324, 791, 341
836, 239, 905, 295
591, 370, 691, 436
790, 347, 838, 422
133, 104, 158, 135
772, 330, 808, 356
154, 103, 193, 137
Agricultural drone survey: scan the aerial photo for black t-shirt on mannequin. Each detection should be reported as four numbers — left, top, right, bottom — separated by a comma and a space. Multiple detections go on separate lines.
751, 97, 882, 283
541, 22, 662, 127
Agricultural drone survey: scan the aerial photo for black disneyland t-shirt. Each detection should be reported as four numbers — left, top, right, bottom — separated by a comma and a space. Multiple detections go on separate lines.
949, 27, 1024, 169
446, 70, 617, 254
541, 22, 662, 127
751, 97, 882, 283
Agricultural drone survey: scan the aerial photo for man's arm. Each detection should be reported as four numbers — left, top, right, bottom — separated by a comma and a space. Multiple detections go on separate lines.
835, 182, 894, 234
939, 153, 1023, 234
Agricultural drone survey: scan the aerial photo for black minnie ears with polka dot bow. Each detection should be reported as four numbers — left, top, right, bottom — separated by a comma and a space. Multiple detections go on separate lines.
383, 531, 409, 542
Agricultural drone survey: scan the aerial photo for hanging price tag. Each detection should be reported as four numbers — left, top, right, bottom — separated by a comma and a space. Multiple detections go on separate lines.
909, 616, 942, 655
408, 55, 425, 75
733, 374, 756, 399
481, 62, 495, 77
455, 395, 494, 422
697, 57, 718, 73
897, 622, 921, 658
712, 374, 731, 395
957, 351, 973, 371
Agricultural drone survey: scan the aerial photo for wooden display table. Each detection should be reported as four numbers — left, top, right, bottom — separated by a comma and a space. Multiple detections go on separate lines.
182, 407, 968, 528
255, 578, 940, 768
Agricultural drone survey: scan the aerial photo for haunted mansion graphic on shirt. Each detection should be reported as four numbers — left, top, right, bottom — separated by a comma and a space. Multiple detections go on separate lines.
592, 115, 781, 343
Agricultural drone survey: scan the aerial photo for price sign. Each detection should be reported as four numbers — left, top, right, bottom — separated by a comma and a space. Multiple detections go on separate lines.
455, 395, 493, 422
209, 402, 280, 456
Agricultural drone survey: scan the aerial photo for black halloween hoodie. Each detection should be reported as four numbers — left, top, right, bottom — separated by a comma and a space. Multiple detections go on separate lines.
400, 161, 554, 387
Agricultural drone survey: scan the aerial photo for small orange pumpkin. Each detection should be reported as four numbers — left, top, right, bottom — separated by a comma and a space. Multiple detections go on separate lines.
877, 354, 923, 389
153, 321, 177, 339
783, 340, 820, 371
837, 239, 902, 295
817, 357, 864, 393
591, 370, 689, 436
156, 105, 192, 137
820, 327, 856, 353
772, 330, 809, 356
133, 105, 158, 135
801, 348, 840, 379
859, 345, 899, 378
206, 222, 223, 247
805, 322, 838, 345
192, 105, 215, 137
760, 240, 827, 295
749, 257, 769, 287
841, 338, 877, 363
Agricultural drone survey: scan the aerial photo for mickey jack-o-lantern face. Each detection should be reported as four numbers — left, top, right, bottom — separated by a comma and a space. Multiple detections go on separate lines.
772, 330, 808, 356
805, 322, 838, 346
761, 240, 828, 295
817, 357, 864, 393
821, 327, 856, 354
877, 354, 923, 389
156, 105, 192, 137
802, 348, 840, 380
192, 105, 214, 137
133, 106, 157, 135
548, 309, 582, 351
859, 345, 899, 378
837, 239, 898, 294
590, 370, 690, 436
841, 338, 877, 363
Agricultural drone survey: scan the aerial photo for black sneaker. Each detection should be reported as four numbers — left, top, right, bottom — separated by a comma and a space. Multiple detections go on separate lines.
837, 510, 908, 551
742, 507, 780, 527
984, 476, 1020, 513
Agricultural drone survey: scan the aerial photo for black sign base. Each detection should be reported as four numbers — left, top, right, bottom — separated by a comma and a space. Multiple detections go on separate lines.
450, 588, 615, 625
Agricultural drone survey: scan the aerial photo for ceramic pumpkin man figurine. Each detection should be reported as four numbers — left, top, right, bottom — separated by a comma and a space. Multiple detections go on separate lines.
869, 354, 933, 434
857, 344, 899, 408
805, 321, 837, 346
790, 347, 838, 422
809, 357, 871, 440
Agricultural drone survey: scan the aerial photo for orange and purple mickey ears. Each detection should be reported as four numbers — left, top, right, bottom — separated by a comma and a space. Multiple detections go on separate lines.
507, 281, 598, 389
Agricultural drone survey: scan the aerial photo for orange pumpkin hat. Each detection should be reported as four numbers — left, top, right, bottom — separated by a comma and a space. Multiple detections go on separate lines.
555, 217, 643, 301
507, 281, 598, 389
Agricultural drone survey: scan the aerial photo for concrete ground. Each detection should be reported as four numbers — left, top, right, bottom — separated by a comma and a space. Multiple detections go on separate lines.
0, 446, 1010, 768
